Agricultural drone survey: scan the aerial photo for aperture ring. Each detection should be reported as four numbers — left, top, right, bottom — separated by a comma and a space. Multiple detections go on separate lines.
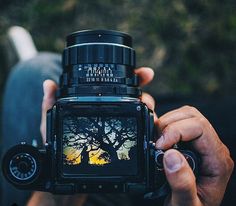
58, 85, 142, 97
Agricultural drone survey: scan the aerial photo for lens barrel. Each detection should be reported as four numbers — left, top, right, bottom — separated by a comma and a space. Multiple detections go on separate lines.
59, 30, 141, 98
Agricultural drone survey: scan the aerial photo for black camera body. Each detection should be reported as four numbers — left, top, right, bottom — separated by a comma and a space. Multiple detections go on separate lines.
2, 30, 198, 197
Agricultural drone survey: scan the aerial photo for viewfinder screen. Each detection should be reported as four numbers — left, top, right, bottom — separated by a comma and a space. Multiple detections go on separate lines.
62, 116, 138, 176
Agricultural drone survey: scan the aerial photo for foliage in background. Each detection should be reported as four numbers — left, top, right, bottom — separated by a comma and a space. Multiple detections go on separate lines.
0, 0, 236, 97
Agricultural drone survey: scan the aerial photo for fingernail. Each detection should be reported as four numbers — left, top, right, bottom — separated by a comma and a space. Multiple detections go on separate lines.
155, 135, 164, 149
145, 67, 154, 74
164, 150, 182, 172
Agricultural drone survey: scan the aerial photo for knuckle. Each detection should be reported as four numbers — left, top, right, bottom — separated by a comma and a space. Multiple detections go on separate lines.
181, 105, 199, 114
222, 144, 230, 156
198, 116, 208, 126
223, 145, 235, 174
228, 157, 235, 174
229, 158, 234, 173
222, 157, 234, 176
164, 125, 181, 143
216, 144, 235, 176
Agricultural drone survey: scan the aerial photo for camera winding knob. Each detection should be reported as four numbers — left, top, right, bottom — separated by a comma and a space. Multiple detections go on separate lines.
2, 144, 42, 186
9, 153, 37, 181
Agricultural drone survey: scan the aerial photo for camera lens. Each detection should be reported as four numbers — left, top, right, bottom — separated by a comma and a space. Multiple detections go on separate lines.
59, 30, 141, 98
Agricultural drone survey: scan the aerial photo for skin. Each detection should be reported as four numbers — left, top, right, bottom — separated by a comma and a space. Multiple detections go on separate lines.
28, 67, 234, 206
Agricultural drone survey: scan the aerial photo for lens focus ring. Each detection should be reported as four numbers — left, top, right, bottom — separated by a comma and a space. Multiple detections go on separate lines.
63, 44, 135, 67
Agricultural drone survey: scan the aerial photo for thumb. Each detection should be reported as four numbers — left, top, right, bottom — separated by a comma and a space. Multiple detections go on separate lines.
40, 80, 58, 143
42, 80, 58, 106
163, 149, 201, 206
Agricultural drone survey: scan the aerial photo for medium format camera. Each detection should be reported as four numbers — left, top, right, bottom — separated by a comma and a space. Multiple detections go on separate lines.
2, 30, 198, 198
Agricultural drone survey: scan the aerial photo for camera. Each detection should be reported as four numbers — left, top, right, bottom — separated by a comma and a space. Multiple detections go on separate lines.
2, 30, 198, 198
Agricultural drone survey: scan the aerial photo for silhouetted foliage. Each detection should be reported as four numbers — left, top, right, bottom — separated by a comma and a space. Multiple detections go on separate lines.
63, 116, 137, 164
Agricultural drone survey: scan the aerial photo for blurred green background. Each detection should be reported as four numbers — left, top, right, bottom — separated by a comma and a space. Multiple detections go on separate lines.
0, 0, 236, 99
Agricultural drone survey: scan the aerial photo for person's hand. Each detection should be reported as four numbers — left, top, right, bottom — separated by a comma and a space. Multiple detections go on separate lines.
133, 67, 234, 205
156, 106, 234, 206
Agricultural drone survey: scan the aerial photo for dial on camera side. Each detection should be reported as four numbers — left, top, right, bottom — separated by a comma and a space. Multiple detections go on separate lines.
1, 143, 44, 189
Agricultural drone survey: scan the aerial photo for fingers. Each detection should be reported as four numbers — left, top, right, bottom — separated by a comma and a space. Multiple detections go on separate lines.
141, 92, 155, 110
164, 149, 201, 206
156, 106, 223, 156
135, 67, 154, 86
156, 116, 225, 159
40, 80, 58, 143
135, 66, 157, 120
157, 106, 234, 206
42, 80, 58, 108
156, 117, 203, 150
141, 92, 159, 125
158, 105, 202, 131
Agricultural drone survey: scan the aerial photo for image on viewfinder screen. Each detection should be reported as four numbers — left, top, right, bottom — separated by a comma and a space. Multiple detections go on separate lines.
62, 116, 138, 175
